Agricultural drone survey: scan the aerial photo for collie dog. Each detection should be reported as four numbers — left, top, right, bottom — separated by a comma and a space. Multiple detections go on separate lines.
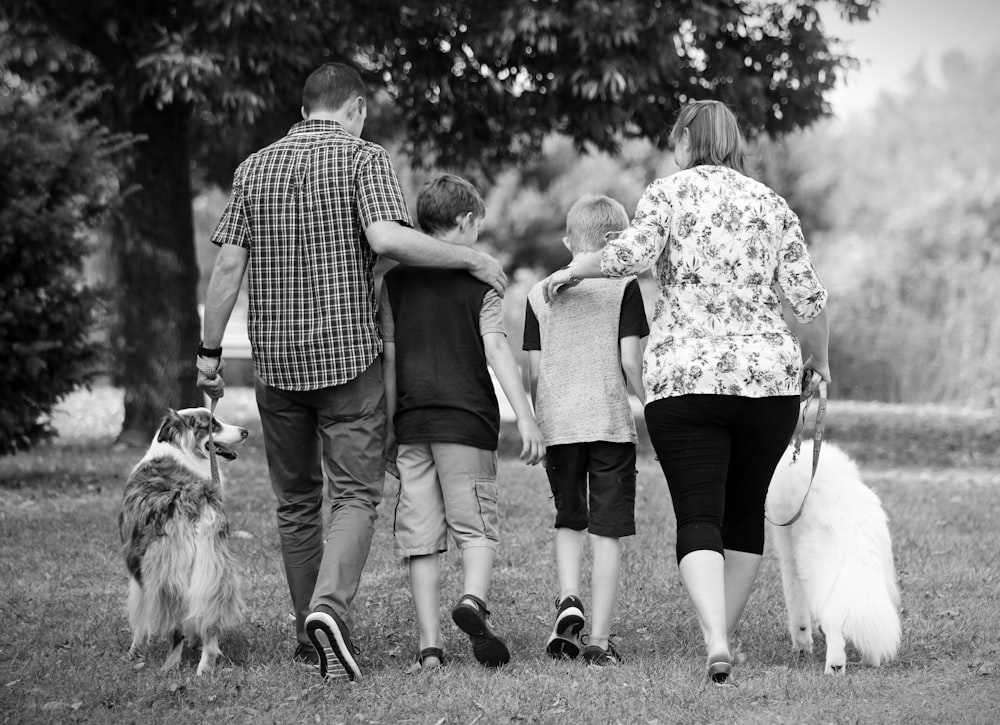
119, 407, 249, 675
766, 441, 901, 674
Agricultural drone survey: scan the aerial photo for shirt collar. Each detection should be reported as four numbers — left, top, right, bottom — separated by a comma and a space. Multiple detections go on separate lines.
288, 118, 348, 136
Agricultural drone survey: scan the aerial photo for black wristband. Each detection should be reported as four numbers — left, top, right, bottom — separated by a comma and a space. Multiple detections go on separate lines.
198, 342, 223, 358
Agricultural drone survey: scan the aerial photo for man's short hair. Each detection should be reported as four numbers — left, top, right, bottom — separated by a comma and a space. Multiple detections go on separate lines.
565, 194, 629, 253
416, 174, 486, 235
302, 63, 366, 115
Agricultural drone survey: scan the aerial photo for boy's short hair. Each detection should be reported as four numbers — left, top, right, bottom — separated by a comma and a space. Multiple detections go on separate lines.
416, 174, 486, 235
565, 194, 630, 253
302, 63, 366, 115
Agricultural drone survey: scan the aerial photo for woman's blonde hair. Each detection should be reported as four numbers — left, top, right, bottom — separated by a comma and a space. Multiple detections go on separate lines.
670, 100, 748, 175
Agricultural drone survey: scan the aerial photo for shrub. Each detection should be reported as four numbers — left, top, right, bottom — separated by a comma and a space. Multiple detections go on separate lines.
0, 85, 125, 455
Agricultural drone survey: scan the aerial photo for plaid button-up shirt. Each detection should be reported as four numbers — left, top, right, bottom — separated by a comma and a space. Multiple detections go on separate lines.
211, 120, 411, 390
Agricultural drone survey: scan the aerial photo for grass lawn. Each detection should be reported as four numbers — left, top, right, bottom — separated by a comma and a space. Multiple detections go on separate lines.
1, 386, 998, 724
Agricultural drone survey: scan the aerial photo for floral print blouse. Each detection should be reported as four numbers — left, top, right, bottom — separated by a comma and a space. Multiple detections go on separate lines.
601, 165, 827, 402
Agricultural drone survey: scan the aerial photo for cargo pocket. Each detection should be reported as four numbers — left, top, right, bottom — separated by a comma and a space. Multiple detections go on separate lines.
474, 474, 501, 542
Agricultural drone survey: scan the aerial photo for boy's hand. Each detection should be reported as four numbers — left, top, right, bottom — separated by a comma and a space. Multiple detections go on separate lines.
517, 419, 546, 465
384, 431, 400, 478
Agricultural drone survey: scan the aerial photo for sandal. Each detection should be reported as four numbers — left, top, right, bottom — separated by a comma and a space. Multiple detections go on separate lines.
708, 658, 734, 687
407, 646, 446, 673
451, 594, 511, 667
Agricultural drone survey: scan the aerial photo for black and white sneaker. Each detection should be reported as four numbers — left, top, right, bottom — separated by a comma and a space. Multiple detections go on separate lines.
293, 642, 319, 668
305, 606, 362, 681
582, 639, 624, 666
545, 595, 585, 659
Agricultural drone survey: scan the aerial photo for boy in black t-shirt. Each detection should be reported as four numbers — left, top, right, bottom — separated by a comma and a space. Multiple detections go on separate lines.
380, 174, 544, 671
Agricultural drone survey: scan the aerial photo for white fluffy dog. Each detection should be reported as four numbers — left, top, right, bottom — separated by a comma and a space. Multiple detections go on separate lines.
119, 408, 248, 675
766, 441, 901, 674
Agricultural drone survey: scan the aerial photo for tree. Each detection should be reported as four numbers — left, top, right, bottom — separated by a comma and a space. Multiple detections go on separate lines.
2, 0, 878, 442
772, 49, 1000, 406
0, 86, 124, 454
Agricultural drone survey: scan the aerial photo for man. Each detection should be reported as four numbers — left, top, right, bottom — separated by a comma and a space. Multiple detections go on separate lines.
196, 62, 506, 681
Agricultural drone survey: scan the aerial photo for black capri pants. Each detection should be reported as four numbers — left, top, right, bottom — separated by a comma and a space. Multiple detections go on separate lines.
644, 394, 799, 563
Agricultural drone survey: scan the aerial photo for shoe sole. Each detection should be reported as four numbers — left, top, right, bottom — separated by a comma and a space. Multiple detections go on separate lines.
452, 605, 511, 667
305, 611, 361, 681
554, 605, 585, 637
545, 633, 581, 660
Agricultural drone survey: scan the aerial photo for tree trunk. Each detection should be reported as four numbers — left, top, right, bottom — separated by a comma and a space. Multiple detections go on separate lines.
114, 98, 202, 446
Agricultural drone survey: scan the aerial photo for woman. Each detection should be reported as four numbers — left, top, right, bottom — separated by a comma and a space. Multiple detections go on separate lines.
541, 100, 830, 685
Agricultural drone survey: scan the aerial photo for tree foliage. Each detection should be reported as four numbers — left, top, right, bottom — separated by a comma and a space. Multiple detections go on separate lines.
777, 49, 1000, 406
0, 87, 123, 455
2, 0, 878, 441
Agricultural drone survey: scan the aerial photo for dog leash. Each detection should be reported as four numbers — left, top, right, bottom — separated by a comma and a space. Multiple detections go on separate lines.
208, 397, 220, 487
765, 373, 828, 527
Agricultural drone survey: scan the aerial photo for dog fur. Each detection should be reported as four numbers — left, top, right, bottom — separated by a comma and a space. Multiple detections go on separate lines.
766, 441, 901, 674
119, 407, 248, 675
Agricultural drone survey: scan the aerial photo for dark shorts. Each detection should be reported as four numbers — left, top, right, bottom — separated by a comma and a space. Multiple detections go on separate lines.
544, 441, 637, 538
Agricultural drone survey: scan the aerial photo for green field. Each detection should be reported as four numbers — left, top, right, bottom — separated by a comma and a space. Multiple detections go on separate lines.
1, 387, 997, 724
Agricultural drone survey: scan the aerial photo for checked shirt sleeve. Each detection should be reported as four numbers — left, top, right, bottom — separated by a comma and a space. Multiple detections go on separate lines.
211, 163, 251, 249
356, 148, 412, 229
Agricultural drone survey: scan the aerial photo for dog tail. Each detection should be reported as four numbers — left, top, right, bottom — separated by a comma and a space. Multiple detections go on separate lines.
843, 574, 902, 667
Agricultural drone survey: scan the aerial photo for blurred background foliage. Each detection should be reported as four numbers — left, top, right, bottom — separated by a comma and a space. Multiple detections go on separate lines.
0, 0, 879, 444
387, 48, 1000, 407
2, 0, 998, 453
103, 45, 1000, 410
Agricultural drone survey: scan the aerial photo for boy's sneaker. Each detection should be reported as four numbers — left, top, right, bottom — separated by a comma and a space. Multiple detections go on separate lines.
293, 642, 319, 667
451, 594, 511, 667
545, 595, 585, 659
305, 605, 362, 681
582, 639, 623, 666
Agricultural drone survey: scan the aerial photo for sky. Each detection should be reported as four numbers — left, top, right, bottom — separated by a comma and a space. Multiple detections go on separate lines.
818, 0, 1000, 118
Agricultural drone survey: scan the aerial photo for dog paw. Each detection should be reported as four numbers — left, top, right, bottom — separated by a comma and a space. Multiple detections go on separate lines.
824, 658, 847, 674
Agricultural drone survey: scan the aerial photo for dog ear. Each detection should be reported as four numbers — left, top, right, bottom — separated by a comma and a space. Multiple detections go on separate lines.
156, 409, 184, 443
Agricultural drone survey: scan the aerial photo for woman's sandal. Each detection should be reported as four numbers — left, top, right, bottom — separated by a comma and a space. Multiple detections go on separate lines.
407, 646, 446, 674
708, 658, 734, 687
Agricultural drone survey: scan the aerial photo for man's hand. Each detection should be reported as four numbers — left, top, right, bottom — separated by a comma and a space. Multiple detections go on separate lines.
470, 251, 508, 297
196, 356, 226, 400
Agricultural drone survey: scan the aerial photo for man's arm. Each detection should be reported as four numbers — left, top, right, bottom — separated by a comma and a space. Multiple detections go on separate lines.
198, 244, 249, 399
366, 220, 507, 296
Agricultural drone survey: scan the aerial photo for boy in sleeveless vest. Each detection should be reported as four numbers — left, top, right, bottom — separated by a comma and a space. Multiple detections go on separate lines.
523, 194, 649, 665
380, 174, 545, 671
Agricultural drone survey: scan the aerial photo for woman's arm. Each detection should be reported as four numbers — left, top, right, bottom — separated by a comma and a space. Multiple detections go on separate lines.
542, 181, 671, 301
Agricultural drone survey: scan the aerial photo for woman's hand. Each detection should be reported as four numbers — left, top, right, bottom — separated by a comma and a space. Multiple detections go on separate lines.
801, 355, 831, 399
541, 267, 579, 303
